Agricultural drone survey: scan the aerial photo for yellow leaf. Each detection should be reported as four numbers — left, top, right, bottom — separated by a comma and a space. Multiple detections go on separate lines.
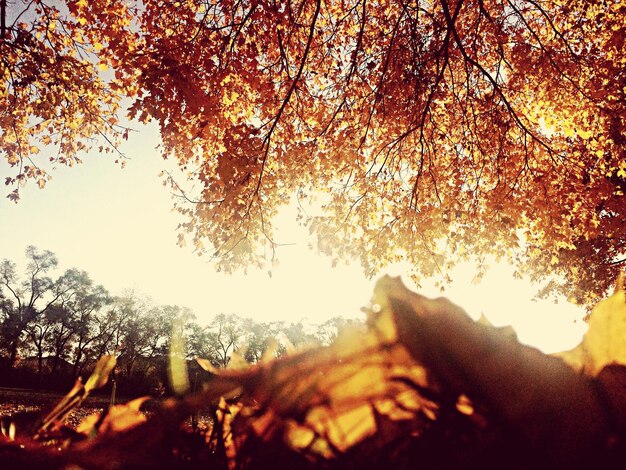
84, 355, 117, 393
76, 397, 149, 436
305, 404, 376, 453
260, 338, 280, 362
196, 357, 219, 374
227, 349, 248, 370
556, 274, 626, 375
222, 91, 239, 107
98, 63, 109, 72
582, 274, 626, 375
75, 412, 99, 436
285, 422, 316, 450
456, 394, 474, 416
168, 319, 190, 395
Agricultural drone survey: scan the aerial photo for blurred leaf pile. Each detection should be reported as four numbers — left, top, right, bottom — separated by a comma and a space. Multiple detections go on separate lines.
1, 275, 626, 469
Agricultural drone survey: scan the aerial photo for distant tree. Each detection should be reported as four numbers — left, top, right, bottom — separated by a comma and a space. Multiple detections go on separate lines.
315, 317, 362, 346
280, 321, 321, 351
241, 319, 283, 364
22, 306, 55, 382
44, 303, 76, 375
192, 314, 247, 368
20, 269, 108, 381
60, 274, 110, 378
144, 304, 196, 357
187, 322, 215, 363
0, 247, 76, 367
112, 293, 154, 379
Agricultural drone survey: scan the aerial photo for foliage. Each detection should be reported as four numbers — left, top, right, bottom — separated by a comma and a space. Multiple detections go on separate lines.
2, 275, 626, 469
2, 0, 625, 303
0, 0, 133, 199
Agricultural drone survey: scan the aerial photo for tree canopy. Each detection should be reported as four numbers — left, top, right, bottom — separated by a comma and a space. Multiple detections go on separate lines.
1, 0, 624, 305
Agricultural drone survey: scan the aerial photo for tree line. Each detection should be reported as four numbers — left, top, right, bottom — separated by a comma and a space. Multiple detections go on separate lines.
0, 246, 356, 394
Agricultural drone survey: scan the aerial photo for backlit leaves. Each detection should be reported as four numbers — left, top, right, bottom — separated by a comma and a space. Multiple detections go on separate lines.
76, 397, 149, 437
0, 355, 116, 442
557, 274, 626, 375
196, 307, 435, 463
177, 275, 623, 465
3, 0, 626, 301
84, 355, 117, 393
1, 0, 136, 199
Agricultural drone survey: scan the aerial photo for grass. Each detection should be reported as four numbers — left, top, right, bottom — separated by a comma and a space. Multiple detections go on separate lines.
0, 387, 214, 437
0, 386, 115, 430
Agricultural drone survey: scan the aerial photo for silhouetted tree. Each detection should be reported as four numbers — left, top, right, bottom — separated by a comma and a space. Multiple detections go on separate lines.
0, 247, 76, 367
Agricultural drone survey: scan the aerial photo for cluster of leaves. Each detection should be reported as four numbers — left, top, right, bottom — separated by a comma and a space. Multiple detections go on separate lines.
0, 0, 135, 199
1, 275, 625, 469
2, 0, 624, 304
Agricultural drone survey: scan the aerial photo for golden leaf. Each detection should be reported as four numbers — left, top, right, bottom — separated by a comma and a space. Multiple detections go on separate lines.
168, 319, 190, 395
84, 355, 117, 393
196, 357, 219, 374
556, 275, 626, 375
76, 397, 149, 437
582, 274, 626, 375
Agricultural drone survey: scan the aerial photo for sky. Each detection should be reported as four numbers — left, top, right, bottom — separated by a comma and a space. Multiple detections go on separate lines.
0, 122, 588, 353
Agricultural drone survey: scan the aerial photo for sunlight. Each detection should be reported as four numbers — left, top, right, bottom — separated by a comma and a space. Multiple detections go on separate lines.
0, 124, 587, 357
394, 262, 588, 354
1, 169, 587, 356
267, 199, 588, 354
263, 204, 588, 354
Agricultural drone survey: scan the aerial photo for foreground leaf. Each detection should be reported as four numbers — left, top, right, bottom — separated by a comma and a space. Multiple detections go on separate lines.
374, 276, 610, 463
556, 275, 626, 375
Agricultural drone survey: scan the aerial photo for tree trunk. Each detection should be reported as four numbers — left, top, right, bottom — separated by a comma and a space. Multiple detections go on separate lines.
72, 349, 83, 379
37, 352, 43, 385
8, 340, 18, 368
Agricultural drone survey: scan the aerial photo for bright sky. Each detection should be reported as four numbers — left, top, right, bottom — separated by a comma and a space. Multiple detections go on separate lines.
0, 122, 588, 353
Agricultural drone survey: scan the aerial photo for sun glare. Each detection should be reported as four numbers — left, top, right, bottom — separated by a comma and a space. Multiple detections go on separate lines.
268, 199, 588, 354
0, 126, 587, 358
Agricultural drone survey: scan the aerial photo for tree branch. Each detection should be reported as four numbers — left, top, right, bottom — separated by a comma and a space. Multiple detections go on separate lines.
253, 0, 322, 200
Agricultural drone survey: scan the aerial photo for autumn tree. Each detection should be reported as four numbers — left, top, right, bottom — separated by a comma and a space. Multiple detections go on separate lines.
3, 0, 625, 306
110, 292, 158, 379
241, 318, 281, 363
44, 303, 76, 374
144, 304, 196, 357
